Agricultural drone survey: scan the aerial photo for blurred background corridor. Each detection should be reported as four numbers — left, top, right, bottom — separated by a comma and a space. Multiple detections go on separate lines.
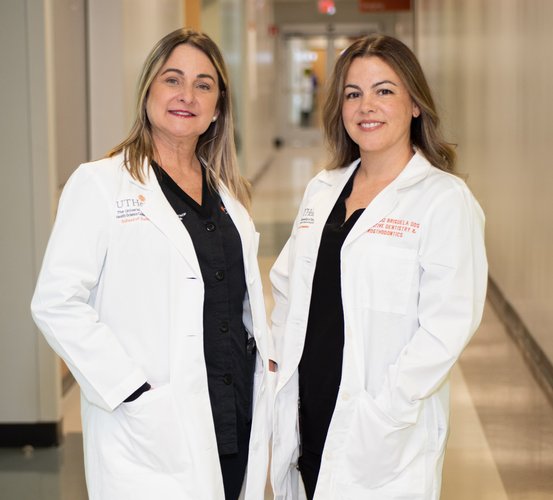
1, 0, 552, 498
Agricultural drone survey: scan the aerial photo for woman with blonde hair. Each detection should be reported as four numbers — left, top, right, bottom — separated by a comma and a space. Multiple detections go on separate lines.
32, 28, 272, 500
270, 34, 487, 499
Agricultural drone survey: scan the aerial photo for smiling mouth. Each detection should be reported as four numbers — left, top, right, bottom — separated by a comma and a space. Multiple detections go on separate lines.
359, 121, 383, 129
169, 110, 196, 117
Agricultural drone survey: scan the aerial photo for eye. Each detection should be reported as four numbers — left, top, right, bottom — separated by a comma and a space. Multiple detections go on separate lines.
377, 88, 394, 96
196, 81, 212, 91
345, 91, 361, 100
164, 77, 179, 85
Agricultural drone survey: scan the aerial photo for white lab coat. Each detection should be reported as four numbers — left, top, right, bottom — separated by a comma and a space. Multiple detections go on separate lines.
31, 153, 273, 500
270, 152, 488, 500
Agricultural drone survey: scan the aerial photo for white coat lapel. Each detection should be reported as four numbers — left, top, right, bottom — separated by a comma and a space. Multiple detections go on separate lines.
219, 186, 256, 282
343, 152, 431, 248
343, 186, 399, 248
128, 173, 202, 279
307, 161, 362, 248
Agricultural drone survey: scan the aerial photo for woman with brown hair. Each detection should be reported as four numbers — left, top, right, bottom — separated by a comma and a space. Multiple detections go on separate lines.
270, 34, 487, 500
32, 28, 272, 500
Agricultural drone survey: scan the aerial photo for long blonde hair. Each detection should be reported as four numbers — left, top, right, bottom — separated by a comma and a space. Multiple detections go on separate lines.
323, 34, 456, 173
108, 28, 250, 208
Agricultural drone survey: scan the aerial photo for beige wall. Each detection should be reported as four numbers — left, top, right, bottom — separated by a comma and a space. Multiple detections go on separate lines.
88, 0, 184, 159
415, 0, 553, 363
0, 0, 185, 425
203, 0, 277, 180
242, 0, 278, 179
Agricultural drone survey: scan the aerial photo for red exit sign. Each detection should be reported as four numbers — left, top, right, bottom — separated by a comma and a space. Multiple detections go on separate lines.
358, 0, 411, 12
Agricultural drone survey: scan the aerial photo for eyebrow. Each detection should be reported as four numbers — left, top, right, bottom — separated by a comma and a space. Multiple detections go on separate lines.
344, 80, 398, 91
160, 68, 216, 83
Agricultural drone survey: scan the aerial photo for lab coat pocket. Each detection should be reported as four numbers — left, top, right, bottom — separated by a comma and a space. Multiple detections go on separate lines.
121, 384, 190, 473
360, 246, 418, 315
340, 391, 425, 491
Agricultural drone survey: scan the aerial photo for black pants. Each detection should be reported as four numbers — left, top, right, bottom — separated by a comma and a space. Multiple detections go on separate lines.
219, 422, 251, 500
298, 449, 322, 500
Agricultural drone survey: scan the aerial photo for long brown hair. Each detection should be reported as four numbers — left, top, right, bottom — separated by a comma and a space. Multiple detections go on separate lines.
323, 34, 456, 173
107, 28, 250, 208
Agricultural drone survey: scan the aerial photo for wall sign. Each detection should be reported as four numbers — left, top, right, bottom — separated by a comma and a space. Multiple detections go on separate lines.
358, 0, 411, 12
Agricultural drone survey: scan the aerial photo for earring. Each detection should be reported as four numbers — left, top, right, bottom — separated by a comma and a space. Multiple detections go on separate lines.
212, 116, 217, 122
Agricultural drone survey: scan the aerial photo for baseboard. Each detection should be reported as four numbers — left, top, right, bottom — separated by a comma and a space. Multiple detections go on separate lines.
0, 422, 62, 448
487, 276, 553, 406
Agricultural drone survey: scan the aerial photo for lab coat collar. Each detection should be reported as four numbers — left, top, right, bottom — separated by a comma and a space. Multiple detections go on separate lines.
125, 160, 255, 282
126, 161, 203, 279
317, 150, 431, 190
219, 185, 256, 283
340, 151, 432, 248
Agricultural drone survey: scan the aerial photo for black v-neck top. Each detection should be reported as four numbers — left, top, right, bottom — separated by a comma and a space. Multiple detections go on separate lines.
298, 167, 363, 457
153, 162, 255, 456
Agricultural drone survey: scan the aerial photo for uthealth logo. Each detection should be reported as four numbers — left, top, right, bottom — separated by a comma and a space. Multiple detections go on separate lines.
116, 195, 145, 209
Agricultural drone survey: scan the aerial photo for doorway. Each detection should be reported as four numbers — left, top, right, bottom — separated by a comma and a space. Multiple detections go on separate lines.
277, 24, 381, 145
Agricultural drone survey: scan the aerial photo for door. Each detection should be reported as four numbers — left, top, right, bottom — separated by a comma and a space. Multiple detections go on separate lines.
277, 26, 379, 145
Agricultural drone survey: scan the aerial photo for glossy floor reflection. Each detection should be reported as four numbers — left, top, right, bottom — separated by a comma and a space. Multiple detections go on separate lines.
1, 141, 552, 499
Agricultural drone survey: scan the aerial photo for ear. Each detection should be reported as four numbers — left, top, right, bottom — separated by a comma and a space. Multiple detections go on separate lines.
412, 102, 421, 118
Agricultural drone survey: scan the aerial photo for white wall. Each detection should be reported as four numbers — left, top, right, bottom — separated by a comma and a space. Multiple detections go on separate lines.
50, 0, 88, 187
0, 0, 60, 424
415, 0, 553, 364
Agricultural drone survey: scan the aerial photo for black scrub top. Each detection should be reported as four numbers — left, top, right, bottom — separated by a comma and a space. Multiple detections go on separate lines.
154, 162, 255, 456
298, 167, 363, 457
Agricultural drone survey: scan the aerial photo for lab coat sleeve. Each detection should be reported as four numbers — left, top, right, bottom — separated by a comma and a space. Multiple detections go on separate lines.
31, 165, 148, 412
269, 176, 312, 366
375, 183, 488, 425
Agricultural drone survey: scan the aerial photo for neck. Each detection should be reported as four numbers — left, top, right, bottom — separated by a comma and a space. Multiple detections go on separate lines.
358, 145, 415, 183
152, 132, 200, 176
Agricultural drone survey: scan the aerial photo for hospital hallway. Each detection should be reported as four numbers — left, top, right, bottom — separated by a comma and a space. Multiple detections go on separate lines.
3, 0, 553, 498
1, 137, 552, 499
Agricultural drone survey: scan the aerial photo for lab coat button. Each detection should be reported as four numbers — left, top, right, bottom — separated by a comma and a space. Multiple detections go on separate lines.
223, 374, 233, 385
341, 392, 350, 401
205, 222, 216, 232
215, 270, 225, 281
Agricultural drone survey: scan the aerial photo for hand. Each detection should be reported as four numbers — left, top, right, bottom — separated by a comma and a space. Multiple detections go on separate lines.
269, 359, 278, 373
123, 381, 152, 402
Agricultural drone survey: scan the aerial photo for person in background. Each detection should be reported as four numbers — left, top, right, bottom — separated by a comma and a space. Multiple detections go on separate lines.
299, 67, 316, 127
270, 34, 488, 500
31, 28, 273, 500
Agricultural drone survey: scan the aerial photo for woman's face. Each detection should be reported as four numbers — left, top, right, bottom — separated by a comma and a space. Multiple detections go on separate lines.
146, 44, 220, 147
341, 56, 420, 160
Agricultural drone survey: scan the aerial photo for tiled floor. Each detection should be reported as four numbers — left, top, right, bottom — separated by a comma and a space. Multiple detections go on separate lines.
1, 140, 552, 499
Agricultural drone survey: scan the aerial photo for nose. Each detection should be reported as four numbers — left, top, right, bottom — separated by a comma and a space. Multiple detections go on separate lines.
360, 94, 376, 113
178, 84, 195, 104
